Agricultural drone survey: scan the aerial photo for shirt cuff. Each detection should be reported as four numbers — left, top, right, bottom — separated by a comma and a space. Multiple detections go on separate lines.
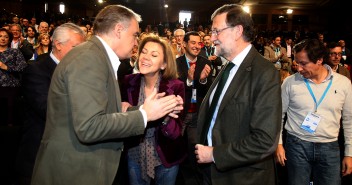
139, 105, 147, 127
186, 78, 193, 86
199, 78, 207, 84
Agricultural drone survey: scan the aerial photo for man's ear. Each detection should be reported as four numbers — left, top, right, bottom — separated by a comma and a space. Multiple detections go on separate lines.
114, 23, 124, 39
317, 58, 324, 65
234, 25, 243, 41
54, 40, 61, 51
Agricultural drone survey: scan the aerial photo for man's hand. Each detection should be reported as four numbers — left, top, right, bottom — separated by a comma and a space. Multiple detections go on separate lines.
143, 88, 179, 121
195, 144, 214, 163
187, 65, 195, 81
342, 156, 352, 176
208, 55, 217, 61
121, 102, 132, 113
200, 64, 211, 81
275, 144, 287, 166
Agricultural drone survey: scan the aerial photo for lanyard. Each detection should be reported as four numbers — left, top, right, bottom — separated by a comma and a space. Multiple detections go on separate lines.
185, 57, 195, 86
205, 47, 212, 58
304, 77, 333, 112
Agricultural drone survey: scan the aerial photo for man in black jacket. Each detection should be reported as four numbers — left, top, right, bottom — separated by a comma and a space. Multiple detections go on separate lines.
176, 31, 212, 185
199, 34, 223, 81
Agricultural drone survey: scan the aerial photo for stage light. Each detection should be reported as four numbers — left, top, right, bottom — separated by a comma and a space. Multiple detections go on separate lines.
242, 6, 250, 13
59, 2, 65, 14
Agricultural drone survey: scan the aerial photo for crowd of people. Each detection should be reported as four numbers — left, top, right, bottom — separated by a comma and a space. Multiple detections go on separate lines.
1, 3, 352, 185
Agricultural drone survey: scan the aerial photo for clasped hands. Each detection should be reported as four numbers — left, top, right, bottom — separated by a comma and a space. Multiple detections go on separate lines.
187, 64, 211, 82
122, 88, 183, 122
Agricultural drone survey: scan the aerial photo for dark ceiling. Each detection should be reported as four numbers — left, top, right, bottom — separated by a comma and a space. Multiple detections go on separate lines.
2, 0, 341, 26
17, 0, 335, 13
37, 0, 336, 23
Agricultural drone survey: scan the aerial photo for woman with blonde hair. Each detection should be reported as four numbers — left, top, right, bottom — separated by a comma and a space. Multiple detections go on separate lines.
33, 33, 51, 60
121, 35, 186, 185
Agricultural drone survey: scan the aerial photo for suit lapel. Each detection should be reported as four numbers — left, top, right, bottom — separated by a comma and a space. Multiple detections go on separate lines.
216, 48, 256, 116
198, 61, 224, 125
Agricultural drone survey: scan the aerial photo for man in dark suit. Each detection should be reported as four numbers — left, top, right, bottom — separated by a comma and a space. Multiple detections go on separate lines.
16, 23, 86, 185
176, 31, 212, 184
30, 5, 183, 185
199, 34, 223, 80
195, 4, 281, 185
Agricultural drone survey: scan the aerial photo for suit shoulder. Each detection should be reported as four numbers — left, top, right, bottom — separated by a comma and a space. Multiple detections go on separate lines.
176, 55, 185, 62
169, 78, 184, 86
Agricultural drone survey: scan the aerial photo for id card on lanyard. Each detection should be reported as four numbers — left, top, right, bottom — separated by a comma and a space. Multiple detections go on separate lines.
186, 57, 197, 104
300, 78, 332, 133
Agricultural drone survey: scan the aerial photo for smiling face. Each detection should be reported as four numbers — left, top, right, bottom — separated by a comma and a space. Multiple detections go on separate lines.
10, 25, 21, 39
138, 41, 166, 77
27, 27, 35, 37
184, 35, 202, 58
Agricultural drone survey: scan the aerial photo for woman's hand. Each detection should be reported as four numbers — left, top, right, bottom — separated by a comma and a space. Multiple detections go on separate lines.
0, 61, 8, 70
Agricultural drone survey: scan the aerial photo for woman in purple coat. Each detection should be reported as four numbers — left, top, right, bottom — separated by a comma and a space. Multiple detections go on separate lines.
121, 35, 187, 185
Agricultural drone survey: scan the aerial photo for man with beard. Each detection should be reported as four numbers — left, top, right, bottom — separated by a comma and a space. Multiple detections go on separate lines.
200, 34, 223, 80
176, 31, 212, 185
326, 42, 350, 80
195, 4, 281, 185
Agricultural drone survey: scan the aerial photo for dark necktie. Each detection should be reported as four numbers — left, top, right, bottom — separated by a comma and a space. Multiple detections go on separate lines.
200, 62, 235, 145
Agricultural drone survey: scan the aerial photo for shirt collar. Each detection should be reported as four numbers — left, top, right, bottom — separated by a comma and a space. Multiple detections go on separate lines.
302, 64, 333, 83
50, 51, 60, 64
96, 35, 120, 80
185, 54, 197, 63
230, 44, 252, 66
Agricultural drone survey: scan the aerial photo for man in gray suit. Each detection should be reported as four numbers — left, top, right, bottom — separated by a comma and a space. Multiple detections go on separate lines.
195, 4, 281, 185
31, 5, 183, 185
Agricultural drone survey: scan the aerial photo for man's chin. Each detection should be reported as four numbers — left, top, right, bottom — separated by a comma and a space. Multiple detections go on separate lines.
300, 73, 309, 78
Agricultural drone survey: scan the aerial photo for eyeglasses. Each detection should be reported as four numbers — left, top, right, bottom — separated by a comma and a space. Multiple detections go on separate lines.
329, 52, 342, 57
210, 26, 233, 36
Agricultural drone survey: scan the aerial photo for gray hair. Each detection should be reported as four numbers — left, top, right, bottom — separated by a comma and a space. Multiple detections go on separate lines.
51, 23, 85, 50
39, 21, 49, 27
93, 5, 142, 35
10, 24, 22, 31
173, 28, 185, 36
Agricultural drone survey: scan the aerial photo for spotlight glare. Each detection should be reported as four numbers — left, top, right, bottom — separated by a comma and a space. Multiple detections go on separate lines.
242, 6, 250, 13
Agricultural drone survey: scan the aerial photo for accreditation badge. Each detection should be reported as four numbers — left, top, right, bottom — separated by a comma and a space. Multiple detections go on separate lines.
191, 89, 197, 103
300, 112, 321, 133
